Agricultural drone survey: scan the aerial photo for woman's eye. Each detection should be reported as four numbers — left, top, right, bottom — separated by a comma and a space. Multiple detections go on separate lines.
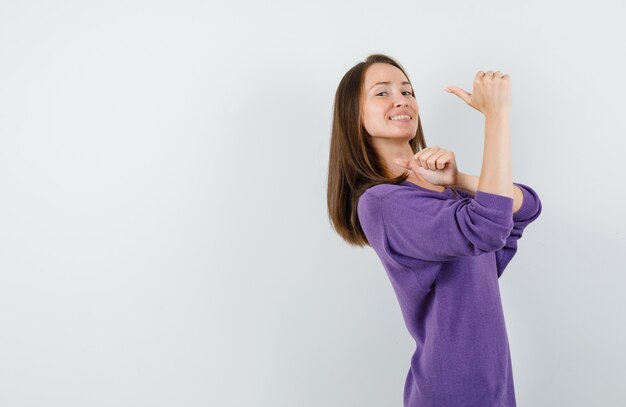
376, 91, 414, 96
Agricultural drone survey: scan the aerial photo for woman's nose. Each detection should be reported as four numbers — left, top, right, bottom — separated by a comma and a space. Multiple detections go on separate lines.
394, 94, 411, 107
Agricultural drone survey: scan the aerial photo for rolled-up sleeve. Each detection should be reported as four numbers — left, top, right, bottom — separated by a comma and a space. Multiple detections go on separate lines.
361, 188, 515, 263
495, 183, 543, 278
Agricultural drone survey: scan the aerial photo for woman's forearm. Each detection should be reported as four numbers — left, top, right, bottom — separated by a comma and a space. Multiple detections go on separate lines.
476, 114, 513, 198
453, 171, 524, 213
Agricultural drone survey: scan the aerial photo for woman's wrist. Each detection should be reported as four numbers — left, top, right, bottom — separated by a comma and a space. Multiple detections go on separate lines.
484, 111, 511, 122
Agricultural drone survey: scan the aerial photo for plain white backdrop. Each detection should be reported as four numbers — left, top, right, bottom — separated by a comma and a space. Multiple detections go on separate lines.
1, 0, 624, 406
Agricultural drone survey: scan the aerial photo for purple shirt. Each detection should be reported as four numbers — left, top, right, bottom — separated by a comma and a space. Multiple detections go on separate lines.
357, 180, 542, 407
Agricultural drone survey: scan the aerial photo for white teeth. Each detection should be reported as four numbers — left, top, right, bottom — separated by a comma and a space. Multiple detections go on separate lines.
390, 114, 411, 120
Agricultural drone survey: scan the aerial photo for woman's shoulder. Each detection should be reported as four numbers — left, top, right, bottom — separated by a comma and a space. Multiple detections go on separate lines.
361, 182, 402, 200
357, 183, 405, 221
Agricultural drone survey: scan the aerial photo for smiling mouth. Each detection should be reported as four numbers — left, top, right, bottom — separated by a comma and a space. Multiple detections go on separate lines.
389, 113, 412, 121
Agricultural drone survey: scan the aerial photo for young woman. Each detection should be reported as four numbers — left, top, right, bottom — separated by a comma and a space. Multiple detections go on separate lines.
327, 54, 542, 406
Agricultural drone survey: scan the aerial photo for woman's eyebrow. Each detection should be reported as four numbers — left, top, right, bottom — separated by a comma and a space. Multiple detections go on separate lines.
369, 81, 412, 91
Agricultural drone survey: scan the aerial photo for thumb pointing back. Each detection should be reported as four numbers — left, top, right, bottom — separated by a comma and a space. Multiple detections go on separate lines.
444, 86, 471, 104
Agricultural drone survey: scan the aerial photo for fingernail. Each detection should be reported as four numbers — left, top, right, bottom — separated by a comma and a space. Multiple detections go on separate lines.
443, 87, 451, 93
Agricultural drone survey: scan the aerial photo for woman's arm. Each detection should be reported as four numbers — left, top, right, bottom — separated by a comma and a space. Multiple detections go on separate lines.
453, 171, 524, 213
445, 71, 514, 198
477, 114, 514, 198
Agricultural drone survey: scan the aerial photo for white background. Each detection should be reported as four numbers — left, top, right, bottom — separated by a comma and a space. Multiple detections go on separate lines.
1, 0, 624, 406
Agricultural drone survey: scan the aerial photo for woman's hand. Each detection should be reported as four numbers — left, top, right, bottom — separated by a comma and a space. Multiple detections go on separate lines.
393, 146, 459, 187
444, 70, 511, 117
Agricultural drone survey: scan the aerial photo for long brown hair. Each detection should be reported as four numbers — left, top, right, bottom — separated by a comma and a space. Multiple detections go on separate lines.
327, 54, 428, 247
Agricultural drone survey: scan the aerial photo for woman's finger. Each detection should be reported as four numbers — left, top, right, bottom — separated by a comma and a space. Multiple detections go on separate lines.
415, 147, 441, 170
444, 86, 472, 104
426, 150, 448, 170
412, 151, 424, 167
435, 153, 450, 170
418, 147, 446, 170
422, 151, 439, 170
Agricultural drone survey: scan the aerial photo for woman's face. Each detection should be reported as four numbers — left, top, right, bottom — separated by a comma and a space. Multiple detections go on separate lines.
360, 63, 419, 140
